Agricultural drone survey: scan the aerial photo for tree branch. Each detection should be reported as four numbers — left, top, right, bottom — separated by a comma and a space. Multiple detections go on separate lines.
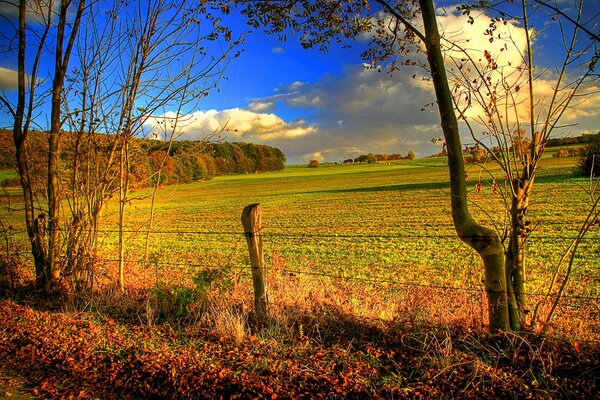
373, 0, 426, 43
531, 0, 600, 42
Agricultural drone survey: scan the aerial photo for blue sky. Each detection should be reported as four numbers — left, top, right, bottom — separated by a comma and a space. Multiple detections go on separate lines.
1, 0, 599, 164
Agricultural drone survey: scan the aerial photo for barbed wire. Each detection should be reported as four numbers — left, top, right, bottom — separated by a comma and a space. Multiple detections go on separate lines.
3, 226, 597, 240
48, 254, 600, 301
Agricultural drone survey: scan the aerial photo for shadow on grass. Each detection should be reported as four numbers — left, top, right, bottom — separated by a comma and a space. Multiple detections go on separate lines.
316, 180, 451, 195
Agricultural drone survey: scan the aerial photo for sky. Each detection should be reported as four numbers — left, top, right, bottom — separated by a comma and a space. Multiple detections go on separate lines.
1, 0, 599, 164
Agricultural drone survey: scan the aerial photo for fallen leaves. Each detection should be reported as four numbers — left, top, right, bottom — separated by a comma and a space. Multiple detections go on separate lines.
0, 299, 598, 399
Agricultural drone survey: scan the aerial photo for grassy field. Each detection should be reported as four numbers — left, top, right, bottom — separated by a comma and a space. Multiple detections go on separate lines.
115, 156, 595, 288
2, 154, 598, 327
1, 154, 599, 398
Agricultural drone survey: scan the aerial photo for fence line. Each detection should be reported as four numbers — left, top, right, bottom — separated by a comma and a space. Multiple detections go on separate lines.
4, 227, 597, 241
2, 225, 598, 301
29, 254, 596, 302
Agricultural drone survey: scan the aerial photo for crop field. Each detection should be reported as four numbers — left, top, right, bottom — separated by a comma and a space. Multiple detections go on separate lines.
2, 155, 598, 335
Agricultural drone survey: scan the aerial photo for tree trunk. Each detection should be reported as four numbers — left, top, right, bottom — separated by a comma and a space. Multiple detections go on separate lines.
419, 0, 510, 331
14, 0, 51, 290
505, 185, 531, 330
46, 0, 86, 291
118, 140, 127, 292
47, 66, 64, 290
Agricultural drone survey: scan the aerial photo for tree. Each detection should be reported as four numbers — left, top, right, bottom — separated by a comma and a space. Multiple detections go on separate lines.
406, 151, 415, 160
2, 0, 241, 294
239, 0, 599, 331
2, 0, 87, 291
579, 133, 600, 177
308, 159, 320, 167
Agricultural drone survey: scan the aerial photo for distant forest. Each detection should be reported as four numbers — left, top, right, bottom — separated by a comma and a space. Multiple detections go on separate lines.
0, 130, 286, 187
545, 133, 599, 147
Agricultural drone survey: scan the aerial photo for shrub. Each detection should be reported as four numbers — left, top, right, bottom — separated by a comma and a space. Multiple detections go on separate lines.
0, 177, 20, 187
579, 136, 600, 177
552, 148, 581, 158
0, 255, 28, 297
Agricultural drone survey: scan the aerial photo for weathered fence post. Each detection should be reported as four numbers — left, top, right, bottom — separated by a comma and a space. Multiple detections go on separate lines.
241, 203, 268, 321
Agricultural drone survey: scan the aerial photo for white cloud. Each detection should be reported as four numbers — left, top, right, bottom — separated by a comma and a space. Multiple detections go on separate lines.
145, 108, 317, 143
248, 101, 275, 113
436, 11, 600, 133
272, 46, 285, 54
288, 94, 321, 107
248, 63, 442, 163
0, 68, 18, 90
145, 10, 599, 164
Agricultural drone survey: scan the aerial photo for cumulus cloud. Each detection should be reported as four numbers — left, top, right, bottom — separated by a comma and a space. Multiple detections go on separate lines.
436, 11, 600, 130
145, 108, 317, 143
247, 63, 443, 163
0, 68, 18, 91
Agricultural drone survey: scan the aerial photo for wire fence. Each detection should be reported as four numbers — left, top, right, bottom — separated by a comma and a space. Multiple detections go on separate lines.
5, 251, 596, 302
4, 226, 600, 240
2, 223, 599, 343
2, 224, 599, 300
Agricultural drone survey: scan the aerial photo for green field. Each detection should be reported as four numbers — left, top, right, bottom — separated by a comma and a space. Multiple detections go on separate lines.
2, 155, 597, 304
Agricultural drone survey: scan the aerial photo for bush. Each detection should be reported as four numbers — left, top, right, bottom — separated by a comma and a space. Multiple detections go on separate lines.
579, 136, 600, 177
0, 255, 29, 297
0, 177, 20, 187
553, 148, 581, 158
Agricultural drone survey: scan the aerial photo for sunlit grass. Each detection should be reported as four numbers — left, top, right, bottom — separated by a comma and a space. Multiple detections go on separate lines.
1, 155, 597, 304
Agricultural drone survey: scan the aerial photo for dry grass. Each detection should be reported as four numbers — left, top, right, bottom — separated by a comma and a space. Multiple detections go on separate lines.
1, 258, 599, 399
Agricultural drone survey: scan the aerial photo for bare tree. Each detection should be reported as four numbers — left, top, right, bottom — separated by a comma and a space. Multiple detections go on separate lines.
2, 0, 241, 295
1, 0, 87, 291
63, 0, 241, 292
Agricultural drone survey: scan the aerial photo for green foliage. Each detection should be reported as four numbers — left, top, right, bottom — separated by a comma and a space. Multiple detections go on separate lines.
148, 263, 234, 322
353, 152, 410, 163
547, 132, 600, 148
148, 283, 196, 320
0, 131, 286, 189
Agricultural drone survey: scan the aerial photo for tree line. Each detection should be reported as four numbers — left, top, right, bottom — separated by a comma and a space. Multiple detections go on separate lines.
348, 151, 416, 164
0, 129, 285, 188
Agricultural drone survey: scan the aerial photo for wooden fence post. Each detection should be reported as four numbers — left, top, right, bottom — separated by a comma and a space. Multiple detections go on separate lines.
241, 203, 268, 321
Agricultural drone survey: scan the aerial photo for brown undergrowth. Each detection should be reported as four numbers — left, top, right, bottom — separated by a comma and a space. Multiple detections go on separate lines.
0, 255, 598, 399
